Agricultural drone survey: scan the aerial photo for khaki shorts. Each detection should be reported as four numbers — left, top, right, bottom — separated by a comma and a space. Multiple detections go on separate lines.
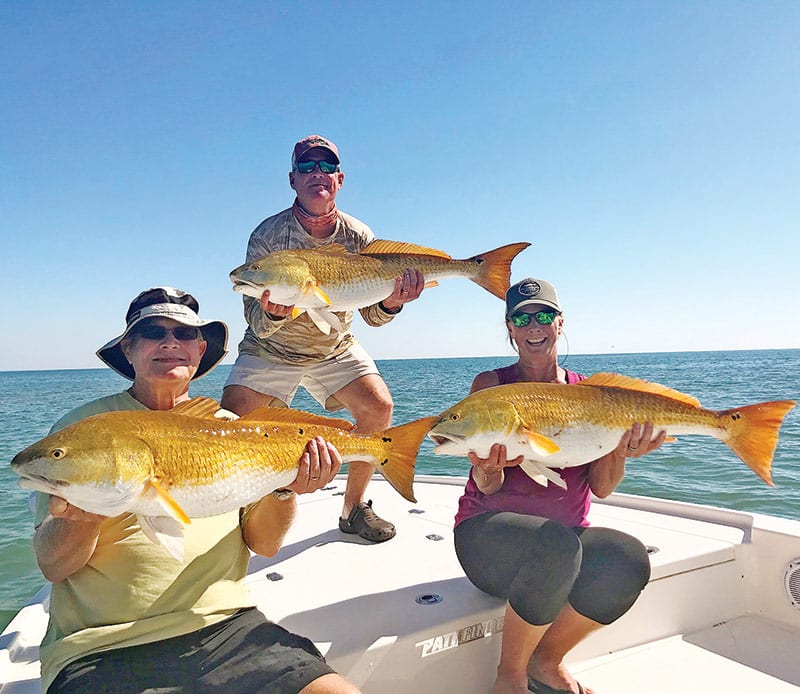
224, 343, 380, 411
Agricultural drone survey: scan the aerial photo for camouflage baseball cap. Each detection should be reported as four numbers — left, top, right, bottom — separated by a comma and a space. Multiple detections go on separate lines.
291, 134, 340, 170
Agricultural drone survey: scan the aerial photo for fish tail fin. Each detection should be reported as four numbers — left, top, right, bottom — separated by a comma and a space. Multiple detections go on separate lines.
470, 242, 531, 299
374, 417, 439, 502
721, 399, 796, 486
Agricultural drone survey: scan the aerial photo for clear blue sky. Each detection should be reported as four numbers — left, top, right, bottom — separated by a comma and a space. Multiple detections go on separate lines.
2, 2, 798, 371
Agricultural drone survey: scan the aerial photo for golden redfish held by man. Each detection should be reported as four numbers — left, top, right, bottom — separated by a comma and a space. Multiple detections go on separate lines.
12, 398, 437, 560
229, 240, 530, 334
427, 373, 795, 488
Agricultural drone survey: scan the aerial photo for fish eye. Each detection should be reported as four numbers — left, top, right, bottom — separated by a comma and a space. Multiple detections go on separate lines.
51, 448, 66, 459
450, 414, 460, 421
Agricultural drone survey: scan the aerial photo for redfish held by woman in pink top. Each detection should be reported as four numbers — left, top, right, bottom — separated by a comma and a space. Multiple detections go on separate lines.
429, 372, 795, 489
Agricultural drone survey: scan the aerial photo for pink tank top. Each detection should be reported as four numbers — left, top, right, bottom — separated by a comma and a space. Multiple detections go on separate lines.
454, 367, 593, 528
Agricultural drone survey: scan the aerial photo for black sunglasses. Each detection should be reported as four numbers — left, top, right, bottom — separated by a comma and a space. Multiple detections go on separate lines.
133, 325, 202, 342
295, 160, 340, 174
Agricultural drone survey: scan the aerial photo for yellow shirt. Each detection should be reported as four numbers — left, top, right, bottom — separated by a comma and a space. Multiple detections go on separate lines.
37, 392, 254, 692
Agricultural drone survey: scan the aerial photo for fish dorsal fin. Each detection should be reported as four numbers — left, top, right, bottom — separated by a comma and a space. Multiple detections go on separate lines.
579, 373, 701, 407
360, 240, 452, 259
171, 397, 221, 419
242, 406, 356, 430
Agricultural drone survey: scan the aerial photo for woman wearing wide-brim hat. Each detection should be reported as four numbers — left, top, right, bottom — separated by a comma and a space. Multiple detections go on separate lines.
33, 286, 360, 694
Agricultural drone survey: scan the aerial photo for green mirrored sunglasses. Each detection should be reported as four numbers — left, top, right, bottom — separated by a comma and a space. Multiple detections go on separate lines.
295, 160, 340, 174
510, 311, 558, 327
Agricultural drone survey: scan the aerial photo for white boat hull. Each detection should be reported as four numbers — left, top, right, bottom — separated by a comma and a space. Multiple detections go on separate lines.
3, 475, 800, 693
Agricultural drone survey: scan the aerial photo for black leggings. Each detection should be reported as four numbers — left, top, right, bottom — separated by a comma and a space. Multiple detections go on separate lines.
454, 512, 651, 626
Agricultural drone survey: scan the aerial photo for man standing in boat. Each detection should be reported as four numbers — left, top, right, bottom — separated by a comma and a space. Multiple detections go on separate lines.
222, 134, 423, 543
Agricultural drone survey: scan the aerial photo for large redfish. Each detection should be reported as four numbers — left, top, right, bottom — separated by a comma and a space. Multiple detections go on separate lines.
12, 398, 437, 559
229, 240, 530, 334
427, 373, 795, 488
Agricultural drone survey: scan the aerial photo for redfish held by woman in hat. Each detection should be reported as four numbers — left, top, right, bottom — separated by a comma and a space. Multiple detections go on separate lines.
229, 240, 530, 335
428, 373, 796, 488
12, 397, 436, 560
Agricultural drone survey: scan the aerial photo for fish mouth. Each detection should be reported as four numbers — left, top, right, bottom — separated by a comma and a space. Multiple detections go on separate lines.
230, 278, 264, 298
428, 433, 465, 446
15, 472, 68, 494
231, 277, 258, 289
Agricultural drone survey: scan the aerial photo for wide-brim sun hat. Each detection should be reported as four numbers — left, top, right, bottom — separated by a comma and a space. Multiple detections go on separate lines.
96, 287, 228, 380
505, 278, 561, 318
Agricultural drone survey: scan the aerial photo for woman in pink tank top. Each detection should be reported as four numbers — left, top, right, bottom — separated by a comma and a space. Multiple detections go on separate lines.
453, 278, 666, 694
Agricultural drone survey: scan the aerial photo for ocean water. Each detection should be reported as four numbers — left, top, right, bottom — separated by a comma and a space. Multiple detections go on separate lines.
1, 349, 798, 631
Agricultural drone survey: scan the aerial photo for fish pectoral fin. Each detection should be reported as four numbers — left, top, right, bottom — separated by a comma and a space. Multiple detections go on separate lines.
170, 396, 221, 419
305, 308, 342, 335
423, 280, 439, 289
147, 478, 191, 525
313, 286, 332, 306
519, 461, 567, 489
137, 514, 185, 562
520, 428, 560, 456
299, 279, 332, 307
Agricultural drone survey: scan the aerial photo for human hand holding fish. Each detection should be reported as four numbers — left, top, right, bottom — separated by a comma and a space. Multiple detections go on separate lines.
284, 435, 343, 495
617, 422, 668, 460
468, 444, 524, 494
47, 496, 106, 524
589, 422, 668, 498
379, 268, 425, 312
35, 497, 107, 583
258, 289, 294, 320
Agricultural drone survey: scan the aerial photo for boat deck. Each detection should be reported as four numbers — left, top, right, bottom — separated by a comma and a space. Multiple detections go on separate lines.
3, 475, 800, 693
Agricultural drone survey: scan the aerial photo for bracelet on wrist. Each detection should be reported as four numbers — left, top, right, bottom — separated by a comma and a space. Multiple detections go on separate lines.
272, 488, 295, 501
378, 301, 402, 315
